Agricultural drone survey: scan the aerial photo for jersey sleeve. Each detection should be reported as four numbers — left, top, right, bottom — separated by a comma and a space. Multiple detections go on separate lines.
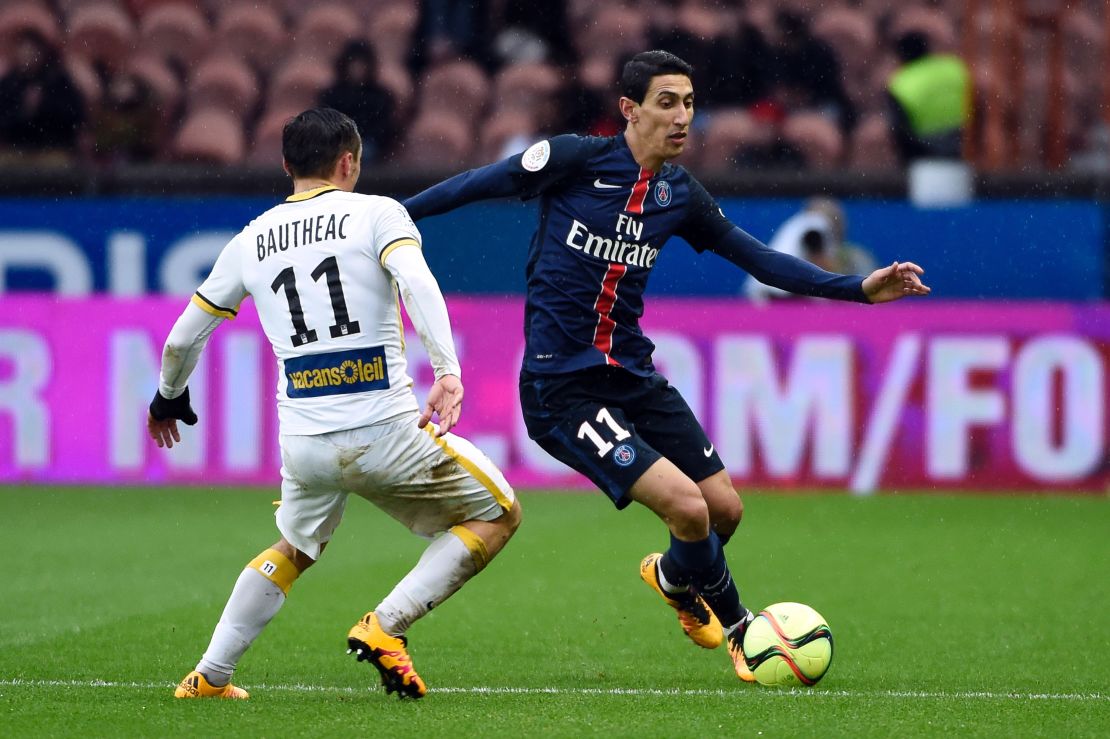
674, 172, 735, 253
370, 197, 423, 264
192, 236, 248, 319
402, 134, 590, 219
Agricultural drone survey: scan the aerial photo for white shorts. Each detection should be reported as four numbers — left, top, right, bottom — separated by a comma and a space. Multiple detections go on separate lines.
275, 414, 515, 559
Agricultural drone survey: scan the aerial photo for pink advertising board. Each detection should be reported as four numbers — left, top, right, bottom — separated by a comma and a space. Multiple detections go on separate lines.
0, 296, 1106, 493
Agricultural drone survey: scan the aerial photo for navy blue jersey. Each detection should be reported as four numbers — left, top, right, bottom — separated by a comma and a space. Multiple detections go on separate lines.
404, 134, 868, 376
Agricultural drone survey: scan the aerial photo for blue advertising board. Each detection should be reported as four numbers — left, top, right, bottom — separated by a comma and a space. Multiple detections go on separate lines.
0, 197, 1104, 299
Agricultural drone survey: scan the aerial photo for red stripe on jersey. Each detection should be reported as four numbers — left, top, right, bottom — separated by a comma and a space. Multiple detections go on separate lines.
624, 167, 653, 214
592, 263, 627, 365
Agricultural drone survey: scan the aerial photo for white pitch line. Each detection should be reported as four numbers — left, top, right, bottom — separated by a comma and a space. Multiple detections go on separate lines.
0, 679, 1105, 703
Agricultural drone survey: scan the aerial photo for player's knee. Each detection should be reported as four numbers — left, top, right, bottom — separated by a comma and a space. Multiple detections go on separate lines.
718, 491, 743, 530
500, 499, 522, 535
666, 486, 710, 540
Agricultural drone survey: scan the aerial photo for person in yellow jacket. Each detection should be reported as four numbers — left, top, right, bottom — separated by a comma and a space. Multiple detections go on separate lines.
887, 31, 971, 164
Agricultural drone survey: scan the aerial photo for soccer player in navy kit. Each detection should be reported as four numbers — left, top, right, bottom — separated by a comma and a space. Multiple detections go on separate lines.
403, 51, 930, 681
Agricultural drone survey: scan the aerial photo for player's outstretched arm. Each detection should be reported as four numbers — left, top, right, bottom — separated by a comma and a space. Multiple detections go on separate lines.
419, 374, 464, 435
147, 301, 225, 449
861, 261, 931, 303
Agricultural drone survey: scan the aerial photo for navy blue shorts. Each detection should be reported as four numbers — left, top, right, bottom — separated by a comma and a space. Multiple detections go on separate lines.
519, 366, 724, 509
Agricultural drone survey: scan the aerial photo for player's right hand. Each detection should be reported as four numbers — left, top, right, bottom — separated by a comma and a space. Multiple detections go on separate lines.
419, 375, 463, 437
148, 387, 198, 448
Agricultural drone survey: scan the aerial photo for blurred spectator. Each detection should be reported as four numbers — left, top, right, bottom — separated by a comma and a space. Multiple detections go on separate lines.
492, 0, 573, 68
767, 11, 856, 134
744, 198, 876, 303
709, 17, 774, 109
319, 41, 398, 163
409, 0, 492, 75
90, 70, 161, 165
886, 31, 971, 165
0, 29, 85, 163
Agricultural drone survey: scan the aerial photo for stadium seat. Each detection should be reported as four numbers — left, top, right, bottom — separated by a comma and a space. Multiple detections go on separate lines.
137, 3, 211, 68
62, 52, 103, 108
812, 8, 876, 73
247, 107, 297, 166
574, 6, 648, 62
889, 7, 957, 53
0, 2, 61, 55
186, 53, 260, 118
367, 3, 418, 67
493, 62, 562, 114
377, 61, 414, 119
126, 51, 183, 119
698, 109, 773, 173
396, 115, 473, 170
781, 112, 845, 170
416, 61, 490, 126
66, 2, 135, 72
293, 3, 364, 64
171, 108, 245, 164
267, 58, 333, 113
848, 113, 898, 171
477, 109, 537, 162
214, 2, 288, 73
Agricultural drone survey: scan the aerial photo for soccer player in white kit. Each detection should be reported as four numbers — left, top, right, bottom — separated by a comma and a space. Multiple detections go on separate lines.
148, 108, 521, 701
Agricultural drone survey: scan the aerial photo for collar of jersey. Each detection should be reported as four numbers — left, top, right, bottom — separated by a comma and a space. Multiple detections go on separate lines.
285, 185, 340, 202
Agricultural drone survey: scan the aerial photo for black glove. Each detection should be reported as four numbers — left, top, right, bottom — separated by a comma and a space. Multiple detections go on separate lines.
149, 387, 198, 426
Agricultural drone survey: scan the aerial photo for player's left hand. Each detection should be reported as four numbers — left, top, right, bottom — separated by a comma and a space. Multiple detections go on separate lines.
862, 261, 931, 303
419, 374, 464, 437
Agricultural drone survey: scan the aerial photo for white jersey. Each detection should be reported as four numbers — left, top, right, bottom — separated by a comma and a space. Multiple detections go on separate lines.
190, 186, 442, 435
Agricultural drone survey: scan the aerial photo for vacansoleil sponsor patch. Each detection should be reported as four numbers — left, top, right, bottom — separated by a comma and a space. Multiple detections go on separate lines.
284, 346, 389, 398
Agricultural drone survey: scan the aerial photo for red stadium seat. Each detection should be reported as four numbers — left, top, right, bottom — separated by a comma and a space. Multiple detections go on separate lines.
293, 3, 364, 64
889, 7, 957, 53
62, 52, 102, 108
396, 115, 473, 170
248, 106, 297, 166
782, 112, 845, 170
126, 51, 183, 118
493, 62, 562, 114
186, 53, 260, 118
848, 113, 898, 171
0, 2, 61, 59
214, 3, 289, 73
137, 3, 211, 68
416, 61, 490, 125
377, 61, 414, 119
368, 3, 418, 66
477, 109, 537, 162
267, 58, 333, 112
66, 2, 136, 71
698, 109, 773, 173
172, 108, 245, 164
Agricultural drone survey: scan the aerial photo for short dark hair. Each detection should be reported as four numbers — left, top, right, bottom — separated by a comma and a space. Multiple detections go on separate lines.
895, 32, 930, 63
620, 50, 693, 104
282, 108, 361, 179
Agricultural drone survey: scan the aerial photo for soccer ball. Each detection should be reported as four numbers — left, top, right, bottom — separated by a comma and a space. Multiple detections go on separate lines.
742, 602, 833, 687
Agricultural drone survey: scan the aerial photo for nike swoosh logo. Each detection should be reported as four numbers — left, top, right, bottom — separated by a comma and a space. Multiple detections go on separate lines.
593, 178, 621, 189
703, 445, 714, 457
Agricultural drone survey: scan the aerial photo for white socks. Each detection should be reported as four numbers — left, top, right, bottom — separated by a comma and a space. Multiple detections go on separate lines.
374, 529, 483, 636
197, 567, 287, 685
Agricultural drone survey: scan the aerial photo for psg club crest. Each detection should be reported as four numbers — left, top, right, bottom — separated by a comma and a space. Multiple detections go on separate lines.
654, 180, 672, 207
613, 444, 636, 467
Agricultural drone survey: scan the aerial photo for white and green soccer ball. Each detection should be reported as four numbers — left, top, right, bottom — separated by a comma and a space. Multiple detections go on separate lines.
742, 602, 833, 687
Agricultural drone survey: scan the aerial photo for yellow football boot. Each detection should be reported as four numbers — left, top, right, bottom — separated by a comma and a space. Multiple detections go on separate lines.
726, 616, 758, 683
640, 553, 724, 649
347, 612, 427, 699
174, 670, 250, 699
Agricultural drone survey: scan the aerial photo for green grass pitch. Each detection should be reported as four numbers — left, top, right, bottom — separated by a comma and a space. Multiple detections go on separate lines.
2, 486, 1107, 737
